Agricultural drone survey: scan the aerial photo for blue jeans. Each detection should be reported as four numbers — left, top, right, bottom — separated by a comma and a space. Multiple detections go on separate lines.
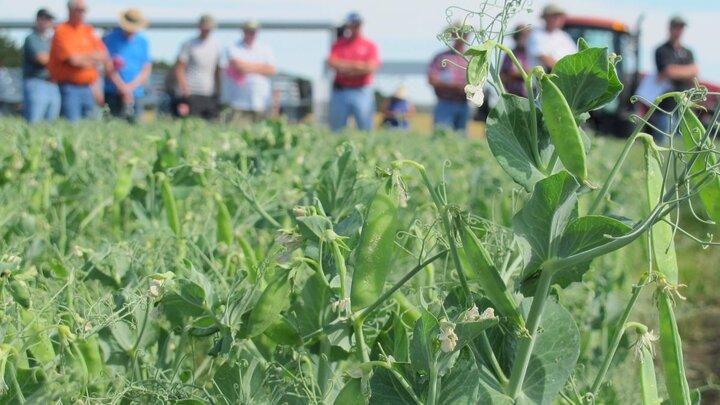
433, 100, 470, 133
23, 78, 61, 123
329, 86, 375, 132
59, 83, 96, 122
651, 109, 678, 146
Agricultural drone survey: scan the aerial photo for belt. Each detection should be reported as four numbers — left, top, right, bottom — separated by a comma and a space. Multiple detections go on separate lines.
333, 82, 367, 90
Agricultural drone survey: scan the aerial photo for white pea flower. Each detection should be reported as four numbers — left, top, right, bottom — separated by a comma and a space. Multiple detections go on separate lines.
463, 304, 480, 322
149, 279, 165, 298
464, 84, 485, 107
634, 330, 659, 360
438, 321, 458, 353
479, 307, 496, 321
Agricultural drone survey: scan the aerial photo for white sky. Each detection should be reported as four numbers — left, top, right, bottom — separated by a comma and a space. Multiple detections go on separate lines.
2, 0, 718, 104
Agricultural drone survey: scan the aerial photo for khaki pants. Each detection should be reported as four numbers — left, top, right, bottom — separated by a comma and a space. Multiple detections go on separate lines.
223, 109, 267, 127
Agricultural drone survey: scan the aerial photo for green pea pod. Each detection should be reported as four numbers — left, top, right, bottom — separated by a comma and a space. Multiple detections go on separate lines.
334, 378, 367, 405
657, 292, 691, 405
459, 221, 525, 328
18, 307, 55, 365
641, 135, 678, 283
639, 342, 660, 405
215, 193, 234, 245
540, 75, 588, 182
247, 270, 291, 338
77, 336, 107, 393
160, 175, 181, 238
113, 161, 135, 202
8, 279, 31, 308
392, 292, 421, 327
351, 181, 400, 312
679, 107, 720, 225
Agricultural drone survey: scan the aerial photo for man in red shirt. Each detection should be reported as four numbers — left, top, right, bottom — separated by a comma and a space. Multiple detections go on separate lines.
48, 0, 109, 121
428, 26, 470, 133
328, 12, 380, 132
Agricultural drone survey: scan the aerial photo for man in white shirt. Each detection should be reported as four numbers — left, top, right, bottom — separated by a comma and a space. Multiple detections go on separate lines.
527, 3, 576, 72
174, 15, 221, 119
224, 20, 277, 125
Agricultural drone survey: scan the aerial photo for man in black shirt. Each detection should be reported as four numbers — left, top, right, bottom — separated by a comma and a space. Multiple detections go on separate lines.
653, 15, 698, 142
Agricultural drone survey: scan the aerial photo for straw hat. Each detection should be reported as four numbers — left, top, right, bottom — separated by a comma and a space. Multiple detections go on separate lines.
199, 14, 216, 30
243, 19, 260, 31
393, 85, 408, 100
541, 3, 566, 17
118, 8, 148, 33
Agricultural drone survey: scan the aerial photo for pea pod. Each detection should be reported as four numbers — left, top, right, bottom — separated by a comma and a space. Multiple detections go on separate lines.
351, 181, 400, 312
392, 292, 421, 327
657, 292, 691, 405
639, 342, 660, 405
215, 193, 234, 246
113, 161, 135, 202
641, 134, 678, 283
247, 270, 291, 338
459, 221, 525, 328
18, 308, 55, 365
540, 75, 588, 182
77, 336, 107, 393
8, 279, 31, 309
679, 107, 720, 225
160, 174, 181, 238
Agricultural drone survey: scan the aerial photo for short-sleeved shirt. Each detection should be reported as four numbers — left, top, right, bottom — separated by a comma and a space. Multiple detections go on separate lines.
48, 22, 106, 85
224, 41, 275, 111
428, 49, 468, 103
527, 28, 576, 71
176, 36, 220, 97
655, 41, 695, 92
329, 36, 380, 87
103, 28, 151, 97
23, 30, 51, 80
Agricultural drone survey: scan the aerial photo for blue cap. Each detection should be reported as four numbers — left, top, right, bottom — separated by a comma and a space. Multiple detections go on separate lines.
344, 12, 363, 25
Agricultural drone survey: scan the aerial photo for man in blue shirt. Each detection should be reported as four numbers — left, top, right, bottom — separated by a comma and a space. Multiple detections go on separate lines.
103, 8, 152, 123
22, 8, 61, 123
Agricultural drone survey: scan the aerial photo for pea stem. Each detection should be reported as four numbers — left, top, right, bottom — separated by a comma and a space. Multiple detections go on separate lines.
589, 276, 647, 395
353, 318, 371, 364
395, 160, 472, 304
525, 68, 545, 171
428, 352, 440, 405
318, 338, 331, 398
478, 331, 509, 386
506, 268, 554, 397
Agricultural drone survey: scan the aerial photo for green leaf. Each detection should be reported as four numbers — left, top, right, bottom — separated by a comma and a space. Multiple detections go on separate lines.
521, 215, 631, 294
369, 364, 420, 405
409, 309, 439, 375
439, 348, 481, 403
161, 279, 209, 327
516, 299, 581, 405
464, 40, 495, 57
577, 37, 590, 51
453, 319, 499, 350
486, 94, 554, 191
316, 143, 359, 220
513, 171, 579, 284
585, 58, 624, 111
334, 378, 367, 405
296, 214, 334, 242
371, 313, 410, 363
550, 47, 609, 114
476, 365, 514, 405
467, 53, 489, 85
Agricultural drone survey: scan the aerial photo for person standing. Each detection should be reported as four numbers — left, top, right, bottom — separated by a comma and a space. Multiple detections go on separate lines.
22, 8, 61, 123
328, 12, 381, 132
224, 20, 277, 125
174, 15, 221, 119
526, 3, 576, 72
500, 24, 531, 97
48, 0, 108, 122
428, 25, 470, 133
103, 8, 152, 123
653, 15, 699, 140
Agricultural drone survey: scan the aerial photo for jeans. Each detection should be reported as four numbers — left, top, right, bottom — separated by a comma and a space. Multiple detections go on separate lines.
105, 92, 144, 123
433, 100, 471, 133
329, 86, 375, 132
22, 78, 61, 123
59, 83, 96, 122
651, 110, 678, 146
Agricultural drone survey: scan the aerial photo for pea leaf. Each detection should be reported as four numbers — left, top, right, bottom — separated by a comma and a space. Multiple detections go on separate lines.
467, 53, 489, 85
439, 348, 482, 403
476, 365, 514, 405
550, 47, 609, 114
516, 299, 581, 405
513, 171, 579, 284
585, 56, 624, 112
316, 143, 359, 221
409, 309, 439, 375
486, 94, 554, 191
369, 364, 421, 405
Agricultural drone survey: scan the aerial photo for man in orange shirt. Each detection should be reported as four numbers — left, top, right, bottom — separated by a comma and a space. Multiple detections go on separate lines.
48, 0, 108, 121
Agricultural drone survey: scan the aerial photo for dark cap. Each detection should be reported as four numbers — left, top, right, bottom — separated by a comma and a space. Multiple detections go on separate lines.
36, 8, 55, 20
670, 15, 687, 27
344, 11, 363, 26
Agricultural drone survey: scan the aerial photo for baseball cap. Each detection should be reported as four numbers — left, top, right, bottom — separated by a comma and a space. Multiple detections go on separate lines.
670, 15, 687, 27
541, 3, 566, 17
199, 14, 216, 29
344, 11, 363, 25
243, 19, 260, 31
36, 8, 55, 20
